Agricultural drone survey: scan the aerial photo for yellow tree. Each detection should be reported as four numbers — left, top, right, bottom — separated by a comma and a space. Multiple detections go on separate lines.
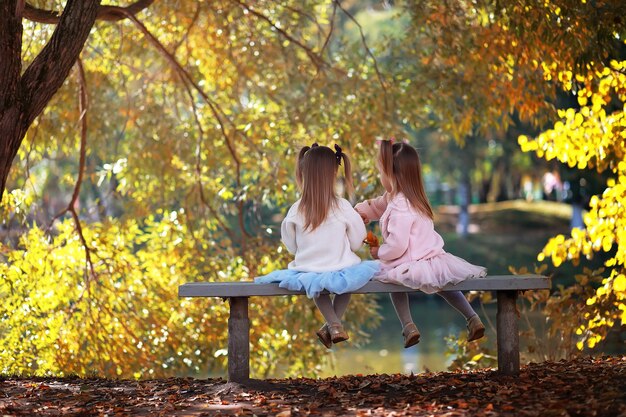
393, 0, 626, 359
520, 60, 626, 349
0, 0, 389, 378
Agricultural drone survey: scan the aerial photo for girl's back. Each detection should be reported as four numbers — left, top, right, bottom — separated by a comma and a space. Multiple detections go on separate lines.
256, 143, 379, 347
282, 197, 365, 272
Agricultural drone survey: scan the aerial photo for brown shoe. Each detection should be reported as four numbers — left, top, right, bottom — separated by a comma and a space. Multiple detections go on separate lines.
328, 323, 349, 344
316, 324, 332, 349
467, 315, 485, 342
402, 323, 421, 348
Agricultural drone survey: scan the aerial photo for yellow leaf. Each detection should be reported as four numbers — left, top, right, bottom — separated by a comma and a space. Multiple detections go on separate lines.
471, 353, 484, 362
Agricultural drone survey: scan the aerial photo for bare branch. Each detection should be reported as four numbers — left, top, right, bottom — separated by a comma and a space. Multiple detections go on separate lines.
49, 59, 97, 281
69, 58, 88, 211
334, 0, 389, 110
233, 0, 327, 70
320, 1, 338, 59
23, 0, 154, 24
173, 3, 201, 54
19, 0, 100, 129
180, 81, 237, 242
118, 8, 252, 242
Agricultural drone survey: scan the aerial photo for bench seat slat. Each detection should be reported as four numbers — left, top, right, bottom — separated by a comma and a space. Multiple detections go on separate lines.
178, 274, 550, 298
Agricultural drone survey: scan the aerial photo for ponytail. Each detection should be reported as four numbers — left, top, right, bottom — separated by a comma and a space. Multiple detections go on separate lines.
379, 139, 395, 186
336, 147, 354, 196
295, 145, 311, 189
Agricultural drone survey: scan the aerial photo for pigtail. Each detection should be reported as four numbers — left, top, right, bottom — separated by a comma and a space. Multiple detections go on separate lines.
340, 153, 354, 196
379, 139, 394, 179
295, 145, 311, 189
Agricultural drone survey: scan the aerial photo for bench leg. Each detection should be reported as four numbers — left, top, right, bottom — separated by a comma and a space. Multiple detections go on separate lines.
496, 290, 520, 375
228, 296, 250, 383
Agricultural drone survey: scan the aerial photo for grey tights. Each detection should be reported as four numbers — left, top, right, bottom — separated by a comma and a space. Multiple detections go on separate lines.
314, 293, 351, 325
389, 290, 477, 328
437, 290, 477, 319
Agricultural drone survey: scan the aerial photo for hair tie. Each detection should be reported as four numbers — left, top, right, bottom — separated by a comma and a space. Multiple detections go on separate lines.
334, 144, 343, 164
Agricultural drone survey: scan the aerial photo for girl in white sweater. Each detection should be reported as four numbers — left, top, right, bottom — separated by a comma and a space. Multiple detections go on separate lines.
255, 144, 378, 348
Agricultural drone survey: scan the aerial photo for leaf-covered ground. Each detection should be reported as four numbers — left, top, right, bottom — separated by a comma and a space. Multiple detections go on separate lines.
1, 356, 624, 416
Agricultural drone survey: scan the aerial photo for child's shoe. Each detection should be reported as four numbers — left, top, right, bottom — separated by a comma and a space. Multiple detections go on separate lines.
328, 323, 349, 344
402, 322, 421, 348
467, 315, 485, 342
316, 324, 332, 349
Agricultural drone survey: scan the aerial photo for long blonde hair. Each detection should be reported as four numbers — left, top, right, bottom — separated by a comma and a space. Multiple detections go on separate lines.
296, 143, 353, 230
379, 140, 434, 219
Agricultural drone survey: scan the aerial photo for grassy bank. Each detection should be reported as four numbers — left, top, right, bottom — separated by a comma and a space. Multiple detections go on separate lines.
434, 200, 605, 284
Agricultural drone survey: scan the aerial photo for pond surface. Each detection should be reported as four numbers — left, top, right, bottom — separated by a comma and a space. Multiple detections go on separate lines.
316, 293, 625, 377
318, 295, 482, 376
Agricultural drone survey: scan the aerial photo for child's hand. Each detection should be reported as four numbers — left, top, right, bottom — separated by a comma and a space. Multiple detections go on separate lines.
364, 231, 379, 247
369, 245, 379, 259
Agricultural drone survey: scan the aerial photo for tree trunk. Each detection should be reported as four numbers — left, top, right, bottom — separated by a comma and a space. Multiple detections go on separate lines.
0, 0, 101, 199
0, 109, 26, 195
0, 1, 24, 195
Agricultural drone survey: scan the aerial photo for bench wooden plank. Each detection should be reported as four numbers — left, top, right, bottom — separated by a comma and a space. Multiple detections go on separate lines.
178, 274, 550, 297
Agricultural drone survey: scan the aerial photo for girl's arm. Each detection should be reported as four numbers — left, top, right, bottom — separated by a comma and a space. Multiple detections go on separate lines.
377, 214, 412, 261
344, 203, 367, 251
280, 217, 297, 254
354, 194, 388, 222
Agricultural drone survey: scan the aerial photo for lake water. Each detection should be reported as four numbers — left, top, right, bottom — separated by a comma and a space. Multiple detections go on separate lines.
318, 294, 484, 376
316, 293, 625, 377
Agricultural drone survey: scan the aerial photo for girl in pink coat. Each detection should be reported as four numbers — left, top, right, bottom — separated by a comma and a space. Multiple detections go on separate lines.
355, 139, 486, 348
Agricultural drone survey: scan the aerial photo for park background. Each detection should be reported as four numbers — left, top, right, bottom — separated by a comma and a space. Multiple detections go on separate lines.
1, 0, 625, 382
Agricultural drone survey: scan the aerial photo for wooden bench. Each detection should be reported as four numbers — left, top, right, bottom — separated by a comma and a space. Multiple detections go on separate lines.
179, 274, 550, 382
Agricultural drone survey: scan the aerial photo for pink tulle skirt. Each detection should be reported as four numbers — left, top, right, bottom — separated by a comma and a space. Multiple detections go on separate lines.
375, 253, 487, 294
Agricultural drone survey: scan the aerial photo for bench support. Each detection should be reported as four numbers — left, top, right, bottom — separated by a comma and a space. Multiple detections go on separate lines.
496, 290, 520, 375
227, 297, 250, 383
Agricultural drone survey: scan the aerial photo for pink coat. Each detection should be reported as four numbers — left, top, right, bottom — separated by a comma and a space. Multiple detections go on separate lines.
355, 193, 445, 267
355, 193, 486, 293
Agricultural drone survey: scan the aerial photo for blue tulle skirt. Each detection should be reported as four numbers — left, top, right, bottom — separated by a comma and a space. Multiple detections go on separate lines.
254, 261, 379, 298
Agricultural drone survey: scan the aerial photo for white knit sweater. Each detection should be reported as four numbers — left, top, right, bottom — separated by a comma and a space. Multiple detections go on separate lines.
281, 198, 366, 272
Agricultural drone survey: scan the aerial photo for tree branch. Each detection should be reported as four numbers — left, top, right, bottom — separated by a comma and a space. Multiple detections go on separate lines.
118, 8, 252, 243
49, 59, 97, 282
180, 80, 237, 242
233, 0, 327, 70
334, 0, 389, 110
320, 1, 338, 59
19, 0, 101, 130
70, 59, 88, 211
23, 0, 154, 24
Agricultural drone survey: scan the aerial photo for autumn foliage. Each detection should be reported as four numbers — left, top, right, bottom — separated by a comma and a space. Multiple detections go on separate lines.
519, 60, 626, 351
1, 0, 625, 380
